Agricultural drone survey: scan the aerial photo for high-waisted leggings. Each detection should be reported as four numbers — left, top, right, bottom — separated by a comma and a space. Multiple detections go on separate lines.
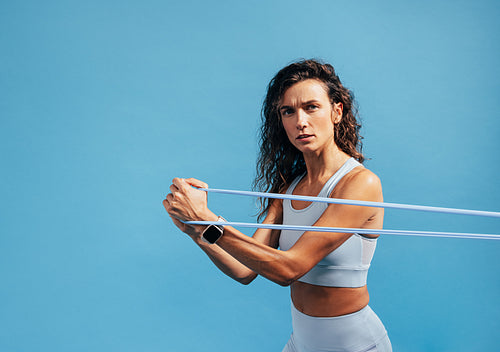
282, 304, 392, 352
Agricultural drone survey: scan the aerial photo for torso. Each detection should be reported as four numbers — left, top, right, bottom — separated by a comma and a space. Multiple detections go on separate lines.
282, 161, 383, 317
291, 282, 370, 317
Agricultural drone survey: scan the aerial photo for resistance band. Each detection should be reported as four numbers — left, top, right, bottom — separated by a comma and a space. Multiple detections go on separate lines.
183, 220, 500, 241
182, 187, 500, 240
199, 188, 500, 218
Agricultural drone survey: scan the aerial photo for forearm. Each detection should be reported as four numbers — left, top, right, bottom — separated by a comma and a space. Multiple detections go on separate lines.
192, 235, 257, 284
163, 177, 286, 284
216, 226, 299, 286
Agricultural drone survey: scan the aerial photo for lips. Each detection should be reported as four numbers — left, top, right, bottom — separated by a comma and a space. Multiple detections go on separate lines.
297, 134, 313, 140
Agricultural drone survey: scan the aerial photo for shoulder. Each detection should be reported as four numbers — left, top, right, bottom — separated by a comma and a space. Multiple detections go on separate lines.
334, 166, 383, 201
350, 166, 381, 188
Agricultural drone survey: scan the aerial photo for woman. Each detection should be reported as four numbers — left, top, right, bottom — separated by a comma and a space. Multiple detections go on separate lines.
164, 59, 392, 351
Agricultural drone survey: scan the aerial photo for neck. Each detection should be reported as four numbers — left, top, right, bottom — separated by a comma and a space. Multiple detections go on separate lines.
302, 143, 350, 184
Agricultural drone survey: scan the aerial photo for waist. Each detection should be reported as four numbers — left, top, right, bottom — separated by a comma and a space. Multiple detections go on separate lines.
298, 264, 370, 287
291, 281, 370, 317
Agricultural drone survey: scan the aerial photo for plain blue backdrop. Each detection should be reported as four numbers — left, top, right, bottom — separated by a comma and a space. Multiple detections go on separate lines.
1, 0, 499, 351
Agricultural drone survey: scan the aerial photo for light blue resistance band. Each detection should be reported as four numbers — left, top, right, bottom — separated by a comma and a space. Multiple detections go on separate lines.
184, 221, 500, 241
199, 188, 500, 218
181, 188, 500, 241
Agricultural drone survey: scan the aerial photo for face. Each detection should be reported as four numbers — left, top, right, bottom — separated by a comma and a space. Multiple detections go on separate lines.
279, 79, 342, 154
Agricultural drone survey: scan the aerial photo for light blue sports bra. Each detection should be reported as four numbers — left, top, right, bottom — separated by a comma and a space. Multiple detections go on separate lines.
279, 158, 378, 288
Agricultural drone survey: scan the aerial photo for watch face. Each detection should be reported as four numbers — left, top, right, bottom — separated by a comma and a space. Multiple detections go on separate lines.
203, 225, 223, 244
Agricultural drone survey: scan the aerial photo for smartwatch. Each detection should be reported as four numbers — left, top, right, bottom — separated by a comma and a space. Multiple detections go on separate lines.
201, 216, 226, 244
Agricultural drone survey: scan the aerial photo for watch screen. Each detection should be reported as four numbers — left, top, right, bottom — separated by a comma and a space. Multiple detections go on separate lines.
203, 225, 223, 244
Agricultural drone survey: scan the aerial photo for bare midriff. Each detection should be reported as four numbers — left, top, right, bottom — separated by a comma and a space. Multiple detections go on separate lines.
291, 281, 370, 317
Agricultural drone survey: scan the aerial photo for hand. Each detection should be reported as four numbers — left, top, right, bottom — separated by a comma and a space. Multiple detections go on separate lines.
163, 178, 217, 237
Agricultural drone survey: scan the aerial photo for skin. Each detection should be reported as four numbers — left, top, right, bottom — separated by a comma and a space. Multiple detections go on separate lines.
164, 79, 384, 317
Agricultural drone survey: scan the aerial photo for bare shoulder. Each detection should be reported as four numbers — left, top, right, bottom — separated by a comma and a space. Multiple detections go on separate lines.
334, 166, 383, 201
350, 167, 382, 189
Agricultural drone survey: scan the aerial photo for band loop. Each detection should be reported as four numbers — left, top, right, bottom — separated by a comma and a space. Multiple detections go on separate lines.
181, 187, 500, 240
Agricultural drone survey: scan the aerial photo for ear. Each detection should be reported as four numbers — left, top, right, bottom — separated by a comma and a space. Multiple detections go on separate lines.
331, 102, 343, 124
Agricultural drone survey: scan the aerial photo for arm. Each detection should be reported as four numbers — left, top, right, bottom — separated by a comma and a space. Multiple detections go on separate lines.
215, 169, 383, 286
166, 170, 383, 287
164, 178, 282, 285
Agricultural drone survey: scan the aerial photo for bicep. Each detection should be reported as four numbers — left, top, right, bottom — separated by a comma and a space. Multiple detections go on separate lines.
251, 198, 283, 249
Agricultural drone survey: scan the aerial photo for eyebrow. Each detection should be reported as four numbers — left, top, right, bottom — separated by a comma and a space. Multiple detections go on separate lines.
279, 100, 320, 111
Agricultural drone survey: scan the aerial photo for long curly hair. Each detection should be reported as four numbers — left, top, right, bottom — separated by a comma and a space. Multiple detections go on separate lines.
253, 59, 364, 219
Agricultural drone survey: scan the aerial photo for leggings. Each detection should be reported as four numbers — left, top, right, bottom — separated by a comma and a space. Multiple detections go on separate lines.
282, 304, 392, 352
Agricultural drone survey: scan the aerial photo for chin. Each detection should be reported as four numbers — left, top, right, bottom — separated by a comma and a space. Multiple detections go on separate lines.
295, 145, 317, 154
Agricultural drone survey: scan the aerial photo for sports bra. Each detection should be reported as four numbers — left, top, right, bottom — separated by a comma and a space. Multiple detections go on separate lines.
279, 158, 377, 288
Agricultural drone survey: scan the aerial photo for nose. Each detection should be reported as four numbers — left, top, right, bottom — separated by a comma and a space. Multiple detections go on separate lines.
296, 109, 308, 130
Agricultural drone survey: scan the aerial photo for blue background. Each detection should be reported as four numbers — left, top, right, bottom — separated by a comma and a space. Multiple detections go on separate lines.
1, 0, 499, 351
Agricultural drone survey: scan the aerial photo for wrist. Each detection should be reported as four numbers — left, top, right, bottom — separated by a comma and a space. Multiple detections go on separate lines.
202, 211, 219, 223
190, 211, 219, 237
201, 216, 227, 244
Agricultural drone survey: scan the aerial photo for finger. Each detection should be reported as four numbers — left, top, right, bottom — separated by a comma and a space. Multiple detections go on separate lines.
170, 216, 184, 227
165, 193, 174, 203
185, 178, 208, 189
162, 198, 170, 210
169, 211, 187, 222
163, 194, 176, 211
169, 184, 179, 193
172, 177, 186, 189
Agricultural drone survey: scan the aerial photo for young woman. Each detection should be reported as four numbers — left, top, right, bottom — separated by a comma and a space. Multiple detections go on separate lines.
164, 59, 392, 351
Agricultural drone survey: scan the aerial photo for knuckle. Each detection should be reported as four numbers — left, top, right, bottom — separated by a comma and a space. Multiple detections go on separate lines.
175, 193, 184, 201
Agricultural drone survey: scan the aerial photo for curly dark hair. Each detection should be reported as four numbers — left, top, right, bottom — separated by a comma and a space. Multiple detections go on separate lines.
253, 59, 364, 219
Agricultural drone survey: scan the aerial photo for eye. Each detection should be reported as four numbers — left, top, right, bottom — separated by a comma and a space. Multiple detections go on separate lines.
306, 104, 319, 111
281, 108, 294, 116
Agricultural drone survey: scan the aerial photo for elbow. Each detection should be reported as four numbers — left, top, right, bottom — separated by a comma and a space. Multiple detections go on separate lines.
275, 269, 302, 287
276, 275, 299, 287
236, 273, 257, 285
277, 279, 293, 287
237, 277, 253, 285
271, 258, 303, 286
